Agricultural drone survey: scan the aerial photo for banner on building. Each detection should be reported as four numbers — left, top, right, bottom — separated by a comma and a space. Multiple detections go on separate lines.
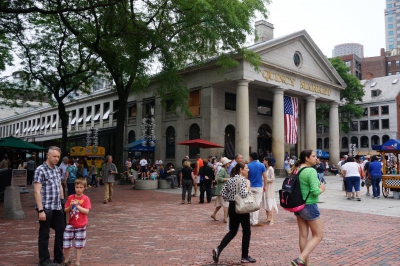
284, 96, 298, 144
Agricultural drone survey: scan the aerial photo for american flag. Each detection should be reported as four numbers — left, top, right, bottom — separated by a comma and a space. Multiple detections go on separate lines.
284, 96, 298, 144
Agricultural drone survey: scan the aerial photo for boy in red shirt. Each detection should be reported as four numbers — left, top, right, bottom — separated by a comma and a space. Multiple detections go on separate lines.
63, 178, 91, 266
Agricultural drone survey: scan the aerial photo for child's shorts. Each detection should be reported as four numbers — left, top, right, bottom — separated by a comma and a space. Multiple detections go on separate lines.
63, 225, 87, 248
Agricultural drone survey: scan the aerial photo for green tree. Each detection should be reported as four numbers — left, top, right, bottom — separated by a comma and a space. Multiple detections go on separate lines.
316, 57, 365, 134
0, 10, 103, 155
56, 0, 270, 167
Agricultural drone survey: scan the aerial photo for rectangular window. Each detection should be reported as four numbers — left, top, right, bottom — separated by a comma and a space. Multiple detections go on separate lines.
388, 3, 393, 8
257, 99, 272, 116
388, 61, 392, 66
381, 106, 389, 115
70, 110, 77, 125
129, 104, 136, 117
165, 99, 174, 113
388, 24, 393, 29
382, 119, 390, 129
144, 99, 155, 117
102, 102, 110, 120
225, 92, 236, 111
350, 121, 358, 131
93, 105, 101, 121
388, 17, 393, 22
396, 61, 399, 66
388, 10, 393, 15
324, 126, 329, 133
112, 100, 119, 120
370, 120, 379, 130
317, 124, 323, 133
188, 90, 201, 116
363, 108, 368, 116
77, 108, 84, 124
52, 114, 57, 128
389, 44, 394, 50
371, 90, 381, 97
389, 31, 393, 36
45, 115, 51, 129
360, 120, 368, 130
389, 38, 394, 42
370, 107, 379, 116
85, 106, 92, 122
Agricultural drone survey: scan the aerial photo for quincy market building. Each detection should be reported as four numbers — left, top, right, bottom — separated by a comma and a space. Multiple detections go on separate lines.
0, 21, 346, 173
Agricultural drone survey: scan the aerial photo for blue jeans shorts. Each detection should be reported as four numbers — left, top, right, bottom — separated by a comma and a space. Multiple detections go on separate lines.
294, 203, 320, 221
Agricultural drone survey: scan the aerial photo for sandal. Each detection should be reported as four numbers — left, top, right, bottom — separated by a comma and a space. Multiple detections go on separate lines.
63, 259, 72, 266
211, 214, 218, 221
269, 221, 274, 225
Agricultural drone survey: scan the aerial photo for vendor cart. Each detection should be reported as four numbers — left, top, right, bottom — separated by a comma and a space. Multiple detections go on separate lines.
372, 139, 400, 198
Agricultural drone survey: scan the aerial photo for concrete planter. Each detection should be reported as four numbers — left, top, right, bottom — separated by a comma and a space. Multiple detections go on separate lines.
135, 180, 158, 190
158, 179, 171, 189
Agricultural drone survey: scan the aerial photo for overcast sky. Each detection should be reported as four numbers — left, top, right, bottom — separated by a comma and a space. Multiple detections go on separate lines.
262, 0, 385, 58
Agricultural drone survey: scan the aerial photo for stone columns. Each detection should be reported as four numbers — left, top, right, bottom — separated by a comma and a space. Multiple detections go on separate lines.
235, 80, 250, 157
305, 95, 318, 152
329, 101, 340, 165
271, 87, 285, 169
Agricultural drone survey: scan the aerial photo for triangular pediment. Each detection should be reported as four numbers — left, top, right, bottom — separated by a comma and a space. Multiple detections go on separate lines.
248, 30, 346, 88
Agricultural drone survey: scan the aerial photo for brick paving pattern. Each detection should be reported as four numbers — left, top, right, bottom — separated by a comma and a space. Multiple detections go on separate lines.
1, 180, 400, 266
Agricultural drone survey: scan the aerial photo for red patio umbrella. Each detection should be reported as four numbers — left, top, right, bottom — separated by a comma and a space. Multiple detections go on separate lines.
175, 138, 224, 149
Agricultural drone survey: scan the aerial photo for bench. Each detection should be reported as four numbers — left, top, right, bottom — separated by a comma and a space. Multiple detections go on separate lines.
135, 179, 158, 190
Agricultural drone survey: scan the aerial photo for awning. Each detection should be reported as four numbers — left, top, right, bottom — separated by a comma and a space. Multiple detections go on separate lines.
356, 150, 380, 156
123, 139, 155, 152
316, 149, 329, 159
373, 139, 400, 151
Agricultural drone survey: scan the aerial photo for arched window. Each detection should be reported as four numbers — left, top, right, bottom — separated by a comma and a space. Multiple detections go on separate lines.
350, 136, 358, 148
189, 123, 201, 158
165, 126, 175, 159
128, 130, 136, 143
324, 137, 329, 149
225, 125, 235, 159
317, 138, 322, 149
342, 137, 348, 149
361, 136, 369, 148
371, 135, 380, 146
382, 135, 390, 143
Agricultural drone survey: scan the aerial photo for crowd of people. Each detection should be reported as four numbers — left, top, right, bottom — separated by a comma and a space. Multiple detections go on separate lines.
26, 145, 389, 266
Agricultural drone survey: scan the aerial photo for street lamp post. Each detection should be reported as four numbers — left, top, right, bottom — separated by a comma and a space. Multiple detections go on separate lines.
141, 106, 156, 162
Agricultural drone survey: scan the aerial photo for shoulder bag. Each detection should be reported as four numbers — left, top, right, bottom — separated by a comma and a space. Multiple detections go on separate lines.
235, 177, 260, 214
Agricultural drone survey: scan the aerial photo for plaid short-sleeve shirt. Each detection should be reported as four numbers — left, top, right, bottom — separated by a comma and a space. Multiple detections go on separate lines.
34, 162, 62, 210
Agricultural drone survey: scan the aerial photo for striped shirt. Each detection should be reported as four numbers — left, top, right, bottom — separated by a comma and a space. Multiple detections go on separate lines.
34, 162, 62, 210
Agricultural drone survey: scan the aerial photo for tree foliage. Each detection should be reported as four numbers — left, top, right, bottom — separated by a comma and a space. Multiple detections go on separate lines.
0, 9, 103, 155
1, 0, 270, 167
316, 57, 365, 134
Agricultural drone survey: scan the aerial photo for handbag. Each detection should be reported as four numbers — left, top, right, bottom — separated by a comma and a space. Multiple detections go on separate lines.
234, 177, 260, 214
358, 165, 365, 179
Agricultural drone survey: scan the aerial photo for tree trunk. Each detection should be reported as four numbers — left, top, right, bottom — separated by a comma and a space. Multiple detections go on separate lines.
58, 101, 69, 158
113, 84, 129, 171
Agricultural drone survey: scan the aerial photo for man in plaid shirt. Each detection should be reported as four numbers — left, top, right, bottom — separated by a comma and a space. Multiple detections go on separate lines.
34, 146, 66, 266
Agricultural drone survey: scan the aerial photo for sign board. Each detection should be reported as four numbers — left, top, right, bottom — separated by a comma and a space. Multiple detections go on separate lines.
70, 146, 105, 157
12, 169, 27, 187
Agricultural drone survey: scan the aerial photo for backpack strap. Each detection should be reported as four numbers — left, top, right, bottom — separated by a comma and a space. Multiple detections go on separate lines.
298, 167, 311, 202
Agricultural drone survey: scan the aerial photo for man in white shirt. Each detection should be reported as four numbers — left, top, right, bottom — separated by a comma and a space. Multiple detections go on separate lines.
155, 157, 163, 169
139, 157, 148, 179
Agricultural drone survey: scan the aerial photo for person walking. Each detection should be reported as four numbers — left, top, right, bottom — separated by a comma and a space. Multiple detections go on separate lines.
33, 146, 66, 266
193, 154, 204, 197
212, 162, 256, 264
369, 155, 383, 198
316, 158, 326, 184
89, 161, 98, 187
210, 157, 231, 223
65, 160, 78, 196
291, 149, 325, 266
100, 155, 117, 204
59, 156, 69, 191
262, 157, 278, 225
180, 160, 195, 204
248, 152, 267, 226
26, 157, 36, 185
198, 158, 215, 203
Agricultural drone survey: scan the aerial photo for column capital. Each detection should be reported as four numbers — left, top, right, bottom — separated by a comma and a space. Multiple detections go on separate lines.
236, 78, 254, 86
329, 101, 341, 108
271, 86, 287, 95
304, 94, 319, 102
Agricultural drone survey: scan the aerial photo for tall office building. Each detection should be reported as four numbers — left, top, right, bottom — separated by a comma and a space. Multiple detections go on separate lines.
385, 0, 398, 51
332, 43, 364, 58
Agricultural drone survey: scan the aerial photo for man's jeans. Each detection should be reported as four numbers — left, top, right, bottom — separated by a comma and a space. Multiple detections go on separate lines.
371, 175, 382, 197
249, 187, 263, 225
318, 172, 325, 183
38, 209, 65, 264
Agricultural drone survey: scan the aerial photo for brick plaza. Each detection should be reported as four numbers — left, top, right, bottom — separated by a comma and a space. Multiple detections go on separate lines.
1, 175, 400, 266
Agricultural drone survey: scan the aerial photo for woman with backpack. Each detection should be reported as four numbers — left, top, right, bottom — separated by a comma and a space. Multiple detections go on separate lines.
291, 149, 325, 266
65, 159, 78, 196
